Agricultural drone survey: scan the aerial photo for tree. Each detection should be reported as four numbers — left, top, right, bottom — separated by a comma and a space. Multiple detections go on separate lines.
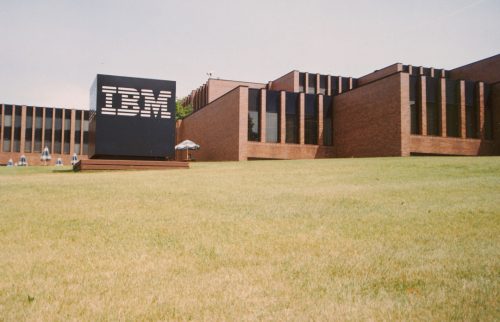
176, 101, 193, 120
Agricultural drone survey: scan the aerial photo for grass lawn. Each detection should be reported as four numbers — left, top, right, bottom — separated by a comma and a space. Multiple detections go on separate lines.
0, 157, 499, 320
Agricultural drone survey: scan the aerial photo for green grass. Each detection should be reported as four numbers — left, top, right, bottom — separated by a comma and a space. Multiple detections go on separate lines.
0, 157, 499, 320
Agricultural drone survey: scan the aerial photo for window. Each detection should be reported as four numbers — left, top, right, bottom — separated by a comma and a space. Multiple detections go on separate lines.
3, 105, 12, 152
13, 107, 22, 152
34, 108, 43, 152
484, 84, 493, 140
25, 107, 33, 153
319, 75, 327, 95
446, 79, 460, 137
266, 90, 280, 143
304, 94, 318, 145
341, 77, 350, 93
426, 77, 440, 136
298, 73, 305, 92
44, 108, 53, 149
465, 81, 478, 138
409, 76, 420, 134
285, 93, 299, 143
83, 111, 89, 154
74, 110, 82, 154
307, 74, 316, 94
330, 77, 339, 95
64, 110, 71, 154
248, 89, 260, 141
323, 95, 333, 146
54, 109, 63, 153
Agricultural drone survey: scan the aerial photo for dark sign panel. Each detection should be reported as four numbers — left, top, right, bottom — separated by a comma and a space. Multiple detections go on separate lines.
89, 74, 176, 159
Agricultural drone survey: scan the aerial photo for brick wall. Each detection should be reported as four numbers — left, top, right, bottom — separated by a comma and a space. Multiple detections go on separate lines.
449, 54, 500, 84
177, 86, 247, 161
207, 79, 265, 104
247, 142, 334, 159
410, 135, 495, 155
269, 71, 297, 92
333, 72, 407, 157
356, 63, 402, 86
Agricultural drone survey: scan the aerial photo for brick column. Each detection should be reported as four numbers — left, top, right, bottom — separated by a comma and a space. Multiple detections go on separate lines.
51, 108, 55, 153
349, 77, 353, 90
259, 89, 266, 142
478, 82, 485, 139
61, 109, 66, 154
420, 76, 427, 136
327, 75, 331, 96
41, 107, 46, 150
70, 109, 76, 155
19, 106, 26, 153
440, 78, 447, 137
280, 91, 286, 143
338, 76, 343, 93
299, 93, 305, 144
31, 107, 35, 152
459, 80, 466, 138
293, 71, 300, 92
318, 94, 324, 145
316, 74, 320, 94
80, 110, 84, 155
430, 67, 435, 78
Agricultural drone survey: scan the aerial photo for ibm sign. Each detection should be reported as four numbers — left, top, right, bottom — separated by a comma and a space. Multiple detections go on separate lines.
88, 74, 176, 159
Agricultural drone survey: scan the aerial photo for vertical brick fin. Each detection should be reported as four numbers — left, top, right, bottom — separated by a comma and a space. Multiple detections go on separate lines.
304, 73, 309, 94
20, 106, 26, 154
70, 109, 76, 155
420, 76, 427, 136
238, 87, 248, 161
478, 82, 485, 139
318, 94, 324, 146
0, 104, 4, 152
400, 73, 410, 156
260, 89, 266, 143
280, 91, 286, 144
316, 74, 320, 94
327, 76, 332, 96
459, 80, 466, 138
440, 78, 447, 137
299, 93, 305, 144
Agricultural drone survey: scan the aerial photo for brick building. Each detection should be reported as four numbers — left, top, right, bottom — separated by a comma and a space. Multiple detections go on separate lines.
178, 54, 500, 160
1, 54, 499, 165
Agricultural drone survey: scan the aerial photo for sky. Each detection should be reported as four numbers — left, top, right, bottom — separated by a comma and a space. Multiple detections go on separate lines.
0, 0, 499, 109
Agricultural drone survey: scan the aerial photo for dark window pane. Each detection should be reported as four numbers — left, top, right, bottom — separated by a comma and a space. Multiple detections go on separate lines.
298, 73, 305, 92
54, 109, 63, 153
330, 77, 338, 95
13, 107, 22, 152
83, 111, 89, 154
248, 89, 260, 141
266, 90, 280, 143
285, 92, 299, 143
25, 107, 33, 153
64, 110, 71, 153
44, 108, 53, 150
341, 77, 350, 93
323, 95, 333, 146
426, 77, 440, 136
484, 84, 493, 140
319, 75, 327, 95
304, 94, 318, 145
465, 81, 478, 138
446, 79, 460, 137
3, 105, 13, 152
308, 74, 316, 94
409, 76, 420, 134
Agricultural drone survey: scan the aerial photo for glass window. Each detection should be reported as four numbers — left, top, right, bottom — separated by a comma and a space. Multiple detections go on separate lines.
298, 73, 305, 92
25, 107, 33, 153
44, 108, 53, 149
64, 110, 71, 154
307, 74, 316, 94
319, 75, 327, 95
323, 95, 333, 146
446, 79, 460, 137
465, 81, 478, 138
83, 111, 89, 154
74, 110, 82, 154
54, 109, 63, 153
331, 77, 339, 95
409, 76, 420, 134
3, 105, 12, 152
248, 89, 260, 141
426, 77, 440, 136
266, 90, 280, 143
34, 108, 43, 152
484, 84, 493, 140
341, 77, 350, 93
304, 94, 318, 145
13, 107, 22, 152
285, 93, 299, 143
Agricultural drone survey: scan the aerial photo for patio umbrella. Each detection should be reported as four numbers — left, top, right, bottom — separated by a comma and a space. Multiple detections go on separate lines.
7, 158, 14, 167
71, 153, 79, 166
175, 140, 200, 161
55, 157, 63, 166
19, 155, 28, 166
41, 146, 51, 165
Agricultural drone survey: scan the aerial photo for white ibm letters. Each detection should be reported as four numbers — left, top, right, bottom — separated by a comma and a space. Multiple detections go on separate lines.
101, 86, 172, 119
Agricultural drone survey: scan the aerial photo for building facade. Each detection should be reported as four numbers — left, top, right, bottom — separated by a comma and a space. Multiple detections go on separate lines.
1, 54, 499, 165
0, 105, 89, 165
177, 54, 500, 160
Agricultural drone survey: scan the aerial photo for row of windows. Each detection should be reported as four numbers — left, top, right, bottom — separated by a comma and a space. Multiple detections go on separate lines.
409, 77, 493, 139
1, 105, 89, 154
298, 73, 356, 95
248, 89, 333, 145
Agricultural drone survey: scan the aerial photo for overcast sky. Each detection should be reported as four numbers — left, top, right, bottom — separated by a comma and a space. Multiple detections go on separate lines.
0, 0, 499, 109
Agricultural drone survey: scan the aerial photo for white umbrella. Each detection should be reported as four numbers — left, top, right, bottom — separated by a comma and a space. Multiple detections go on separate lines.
55, 157, 63, 166
7, 158, 14, 167
71, 153, 79, 165
19, 155, 28, 166
41, 146, 51, 165
175, 140, 200, 160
